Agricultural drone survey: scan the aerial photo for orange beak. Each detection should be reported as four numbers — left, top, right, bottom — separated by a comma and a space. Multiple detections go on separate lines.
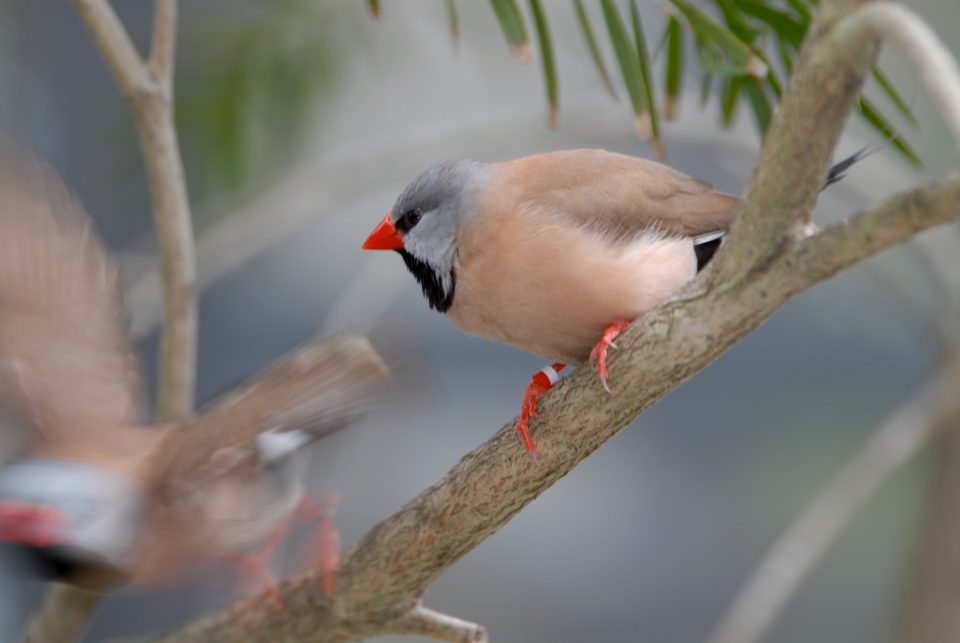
362, 213, 405, 250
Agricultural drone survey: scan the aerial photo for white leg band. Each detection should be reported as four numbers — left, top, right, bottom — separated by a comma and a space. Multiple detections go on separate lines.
539, 365, 561, 386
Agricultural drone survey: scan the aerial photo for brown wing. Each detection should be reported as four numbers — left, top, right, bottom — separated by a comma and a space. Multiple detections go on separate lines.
0, 152, 143, 445
148, 334, 389, 507
132, 335, 388, 577
495, 149, 741, 239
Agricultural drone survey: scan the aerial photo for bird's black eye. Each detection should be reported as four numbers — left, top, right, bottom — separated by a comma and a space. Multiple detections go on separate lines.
396, 208, 422, 233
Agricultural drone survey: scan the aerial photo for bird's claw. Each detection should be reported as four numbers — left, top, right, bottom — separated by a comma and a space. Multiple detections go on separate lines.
599, 374, 612, 395
518, 381, 546, 461
295, 495, 341, 597
590, 319, 632, 394
516, 363, 566, 461
223, 494, 341, 611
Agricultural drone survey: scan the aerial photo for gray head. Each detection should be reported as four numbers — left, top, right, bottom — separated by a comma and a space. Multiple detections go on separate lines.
364, 160, 492, 312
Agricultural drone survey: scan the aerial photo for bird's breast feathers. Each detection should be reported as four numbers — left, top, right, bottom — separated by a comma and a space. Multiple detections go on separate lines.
448, 205, 697, 364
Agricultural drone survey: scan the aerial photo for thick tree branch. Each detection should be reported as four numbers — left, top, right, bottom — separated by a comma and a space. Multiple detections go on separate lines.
713, 0, 876, 279
705, 353, 960, 643
153, 1, 960, 639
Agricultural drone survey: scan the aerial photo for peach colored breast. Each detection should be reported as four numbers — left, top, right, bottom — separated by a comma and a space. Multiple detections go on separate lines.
447, 196, 697, 364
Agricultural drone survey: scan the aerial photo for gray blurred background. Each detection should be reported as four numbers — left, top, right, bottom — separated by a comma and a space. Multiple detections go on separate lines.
0, 1, 958, 641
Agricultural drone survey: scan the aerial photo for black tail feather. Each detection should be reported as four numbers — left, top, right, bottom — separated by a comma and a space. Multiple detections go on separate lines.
694, 237, 723, 272
695, 147, 870, 273
823, 147, 872, 190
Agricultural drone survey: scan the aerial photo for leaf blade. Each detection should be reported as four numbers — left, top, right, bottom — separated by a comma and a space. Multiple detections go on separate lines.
857, 96, 922, 167
743, 77, 771, 135
721, 75, 742, 126
872, 66, 918, 127
735, 0, 805, 47
664, 16, 683, 120
573, 0, 617, 98
446, 0, 460, 52
490, 0, 533, 61
669, 0, 766, 78
528, 0, 559, 127
600, 0, 647, 135
630, 0, 663, 157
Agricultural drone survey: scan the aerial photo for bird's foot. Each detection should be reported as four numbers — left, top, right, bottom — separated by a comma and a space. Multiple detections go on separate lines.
223, 521, 289, 613
590, 319, 633, 393
517, 363, 565, 460
223, 494, 340, 612
293, 494, 341, 596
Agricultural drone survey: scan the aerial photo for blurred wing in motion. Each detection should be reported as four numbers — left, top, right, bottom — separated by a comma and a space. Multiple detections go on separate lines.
0, 152, 143, 451
0, 150, 156, 587
135, 334, 389, 577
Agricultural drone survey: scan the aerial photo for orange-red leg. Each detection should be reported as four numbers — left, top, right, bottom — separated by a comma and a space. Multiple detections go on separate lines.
223, 518, 291, 613
296, 495, 341, 596
517, 362, 566, 460
223, 494, 341, 611
590, 318, 633, 393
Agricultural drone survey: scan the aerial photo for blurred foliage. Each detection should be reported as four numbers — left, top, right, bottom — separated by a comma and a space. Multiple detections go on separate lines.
418, 0, 921, 164
175, 1, 349, 210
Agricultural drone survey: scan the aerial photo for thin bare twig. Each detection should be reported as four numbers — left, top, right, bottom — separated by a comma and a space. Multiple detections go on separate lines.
896, 423, 960, 642
71, 0, 196, 423
889, 236, 960, 643
149, 0, 178, 98
381, 605, 488, 643
25, 2, 195, 641
833, 3, 960, 150
130, 90, 196, 422
22, 585, 102, 643
68, 0, 152, 98
72, 0, 196, 422
705, 354, 960, 643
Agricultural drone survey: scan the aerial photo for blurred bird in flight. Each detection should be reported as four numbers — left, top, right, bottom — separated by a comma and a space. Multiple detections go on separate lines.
0, 148, 389, 599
